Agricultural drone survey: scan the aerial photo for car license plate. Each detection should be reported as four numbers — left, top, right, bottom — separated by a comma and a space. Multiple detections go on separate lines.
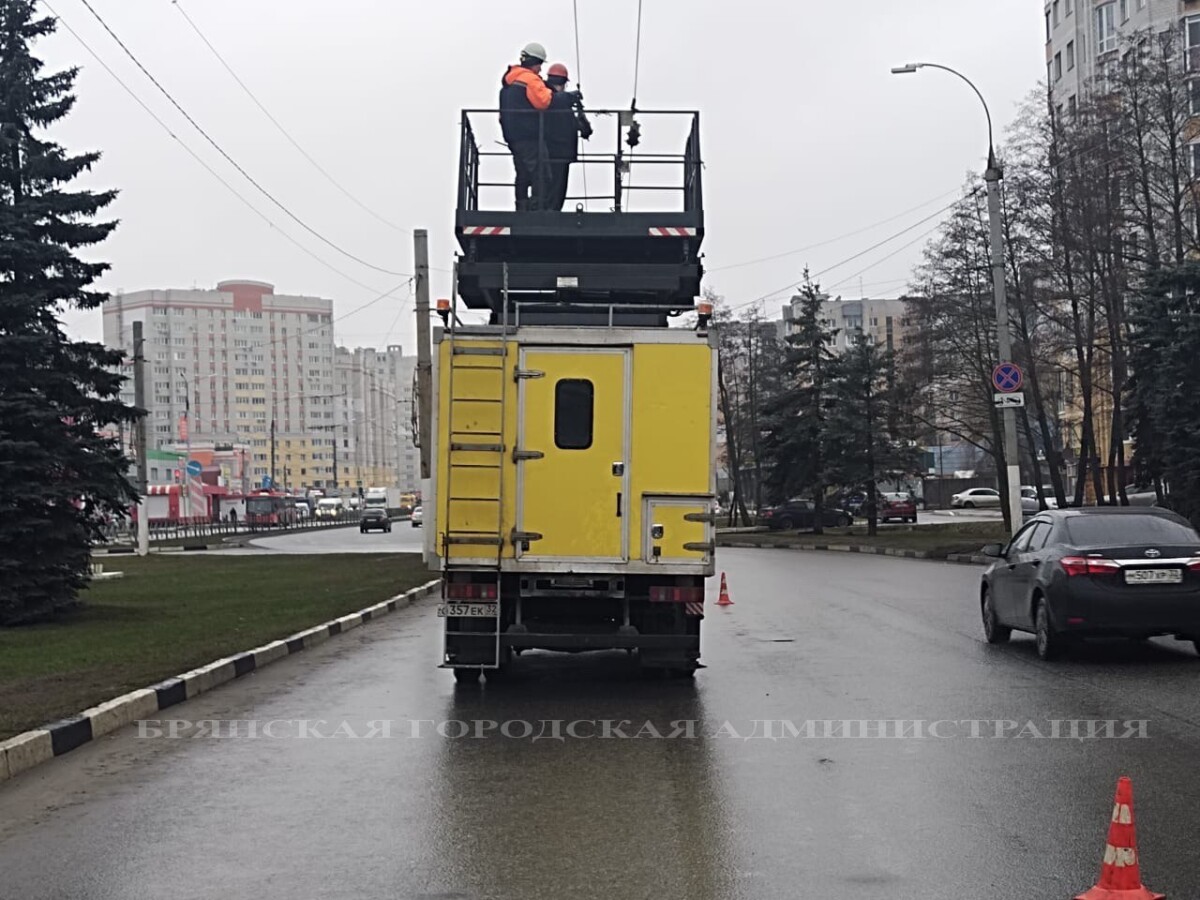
436, 603, 498, 618
1124, 568, 1183, 585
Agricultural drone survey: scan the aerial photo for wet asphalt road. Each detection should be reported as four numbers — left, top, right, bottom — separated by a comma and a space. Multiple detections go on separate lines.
3, 543, 1200, 899
246, 520, 427, 553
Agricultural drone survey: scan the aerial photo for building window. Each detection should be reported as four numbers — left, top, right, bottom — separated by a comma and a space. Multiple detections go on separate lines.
1119, 0, 1129, 22
1067, 40, 1075, 70
1045, 9, 1051, 41
1052, 0, 1060, 27
1187, 18, 1200, 73
554, 379, 594, 450
1095, 3, 1117, 55
1066, 0, 1073, 14
1054, 52, 1063, 81
1068, 94, 1078, 118
1190, 143, 1200, 180
1190, 79, 1200, 117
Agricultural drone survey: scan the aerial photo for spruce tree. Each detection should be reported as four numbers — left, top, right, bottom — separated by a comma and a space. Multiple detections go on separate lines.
825, 332, 919, 536
1128, 264, 1200, 523
761, 272, 838, 530
0, 2, 138, 625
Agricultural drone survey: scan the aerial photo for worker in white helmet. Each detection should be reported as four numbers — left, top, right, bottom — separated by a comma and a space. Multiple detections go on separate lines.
499, 43, 554, 210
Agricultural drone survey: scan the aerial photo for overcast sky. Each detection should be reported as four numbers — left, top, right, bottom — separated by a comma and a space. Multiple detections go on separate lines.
40, 0, 1045, 351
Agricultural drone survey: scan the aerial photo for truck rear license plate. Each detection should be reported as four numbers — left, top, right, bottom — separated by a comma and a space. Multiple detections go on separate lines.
1124, 568, 1182, 585
437, 604, 498, 618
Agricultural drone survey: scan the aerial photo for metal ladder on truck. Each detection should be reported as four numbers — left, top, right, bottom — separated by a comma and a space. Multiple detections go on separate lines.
440, 267, 510, 671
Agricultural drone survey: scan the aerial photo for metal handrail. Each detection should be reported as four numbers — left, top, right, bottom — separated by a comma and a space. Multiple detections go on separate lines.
458, 108, 702, 214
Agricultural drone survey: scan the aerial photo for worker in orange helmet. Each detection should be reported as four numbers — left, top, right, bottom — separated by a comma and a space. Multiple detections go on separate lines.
500, 43, 555, 210
543, 63, 591, 211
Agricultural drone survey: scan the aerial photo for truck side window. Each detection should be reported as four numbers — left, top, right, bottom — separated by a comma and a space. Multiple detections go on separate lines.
555, 379, 594, 450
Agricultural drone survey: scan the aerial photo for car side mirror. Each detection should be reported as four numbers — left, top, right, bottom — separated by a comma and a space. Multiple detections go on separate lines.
980, 543, 1004, 558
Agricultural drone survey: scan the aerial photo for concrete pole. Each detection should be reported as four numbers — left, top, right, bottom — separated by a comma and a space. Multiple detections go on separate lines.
132, 321, 150, 556
985, 164, 1022, 536
414, 229, 433, 481
182, 372, 193, 522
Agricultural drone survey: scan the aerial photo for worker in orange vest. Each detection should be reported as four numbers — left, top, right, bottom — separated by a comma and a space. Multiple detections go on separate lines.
499, 42, 555, 210
544, 63, 592, 211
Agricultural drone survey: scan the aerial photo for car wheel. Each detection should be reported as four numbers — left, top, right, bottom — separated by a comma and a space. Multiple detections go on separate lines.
778, 517, 794, 531
840, 515, 852, 527
963, 501, 975, 509
1035, 598, 1064, 661
1193, 639, 1200, 658
981, 588, 1011, 644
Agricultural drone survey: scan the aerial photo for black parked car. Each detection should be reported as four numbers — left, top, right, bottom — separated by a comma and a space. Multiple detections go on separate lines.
360, 508, 392, 534
759, 499, 854, 531
979, 508, 1200, 660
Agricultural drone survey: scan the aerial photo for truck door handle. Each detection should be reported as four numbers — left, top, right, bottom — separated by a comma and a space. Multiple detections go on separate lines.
616, 492, 622, 517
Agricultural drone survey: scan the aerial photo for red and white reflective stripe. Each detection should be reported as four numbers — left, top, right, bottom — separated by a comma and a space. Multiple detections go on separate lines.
462, 226, 511, 236
684, 602, 705, 617
147, 484, 178, 496
648, 227, 697, 237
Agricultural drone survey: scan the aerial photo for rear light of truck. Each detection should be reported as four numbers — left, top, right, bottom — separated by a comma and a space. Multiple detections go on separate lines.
649, 586, 705, 603
1060, 556, 1121, 577
446, 583, 498, 600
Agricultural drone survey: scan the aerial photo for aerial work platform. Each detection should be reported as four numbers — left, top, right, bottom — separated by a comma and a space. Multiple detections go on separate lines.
453, 109, 705, 326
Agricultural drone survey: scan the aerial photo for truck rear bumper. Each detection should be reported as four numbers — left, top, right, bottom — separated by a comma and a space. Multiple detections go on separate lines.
503, 632, 699, 651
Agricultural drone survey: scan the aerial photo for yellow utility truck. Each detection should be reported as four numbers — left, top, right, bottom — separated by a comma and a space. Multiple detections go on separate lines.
423, 108, 715, 681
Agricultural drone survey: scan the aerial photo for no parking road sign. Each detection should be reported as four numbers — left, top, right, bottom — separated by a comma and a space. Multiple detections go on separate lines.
992, 362, 1023, 394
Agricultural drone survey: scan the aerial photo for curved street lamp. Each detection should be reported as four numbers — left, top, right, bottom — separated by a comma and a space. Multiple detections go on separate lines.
891, 61, 1022, 535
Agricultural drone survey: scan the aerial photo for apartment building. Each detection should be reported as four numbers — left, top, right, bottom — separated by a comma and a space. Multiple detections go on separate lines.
779, 295, 912, 354
333, 345, 420, 493
1045, 0, 1200, 117
103, 279, 337, 490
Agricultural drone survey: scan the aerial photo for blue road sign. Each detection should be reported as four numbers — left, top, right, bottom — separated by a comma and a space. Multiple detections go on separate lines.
186, 459, 203, 478
992, 362, 1023, 394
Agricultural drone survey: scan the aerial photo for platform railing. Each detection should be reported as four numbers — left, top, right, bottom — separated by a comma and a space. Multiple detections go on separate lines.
458, 109, 702, 215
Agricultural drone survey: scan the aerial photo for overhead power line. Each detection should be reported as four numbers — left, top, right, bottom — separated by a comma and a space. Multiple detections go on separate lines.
631, 0, 644, 107
572, 0, 590, 210
826, 221, 947, 290
44, 0, 396, 296
708, 187, 962, 273
170, 0, 411, 237
725, 191, 977, 314
75, 0, 409, 277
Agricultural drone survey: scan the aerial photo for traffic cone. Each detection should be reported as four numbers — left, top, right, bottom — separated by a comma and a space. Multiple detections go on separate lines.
716, 572, 733, 606
1075, 777, 1164, 900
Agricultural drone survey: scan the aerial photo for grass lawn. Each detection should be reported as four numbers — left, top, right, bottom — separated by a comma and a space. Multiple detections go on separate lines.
717, 521, 1007, 559
0, 553, 431, 740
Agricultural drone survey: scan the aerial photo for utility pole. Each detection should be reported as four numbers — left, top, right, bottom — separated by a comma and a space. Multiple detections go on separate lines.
269, 417, 276, 489
986, 164, 1023, 535
181, 372, 193, 521
414, 228, 433, 480
332, 429, 339, 491
132, 321, 150, 556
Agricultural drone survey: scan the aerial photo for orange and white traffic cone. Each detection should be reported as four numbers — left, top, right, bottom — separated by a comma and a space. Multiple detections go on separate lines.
716, 572, 733, 606
1075, 776, 1164, 900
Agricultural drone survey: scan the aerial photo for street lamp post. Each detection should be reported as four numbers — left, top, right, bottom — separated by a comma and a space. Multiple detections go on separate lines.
892, 62, 1023, 535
